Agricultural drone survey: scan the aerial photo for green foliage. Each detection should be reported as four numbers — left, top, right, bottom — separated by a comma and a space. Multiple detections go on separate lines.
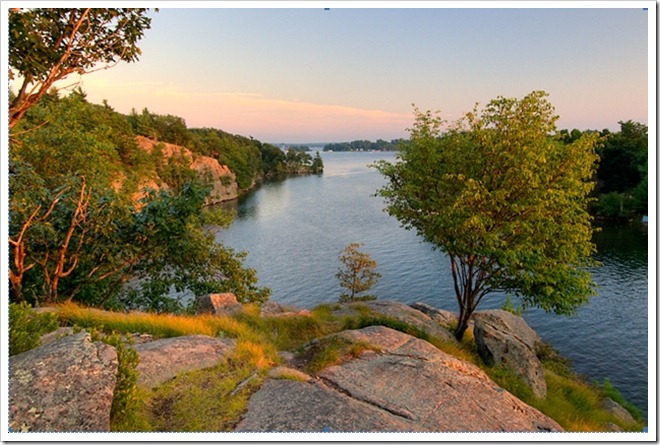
342, 314, 430, 340
9, 88, 270, 311
501, 295, 523, 316
589, 120, 648, 219
232, 308, 332, 352
190, 128, 263, 189
147, 352, 264, 432
8, 302, 60, 355
374, 91, 599, 340
304, 336, 377, 373
324, 138, 403, 152
601, 378, 645, 423
87, 329, 143, 431
116, 181, 270, 312
536, 341, 575, 379
9, 8, 153, 128
128, 108, 192, 147
336, 243, 381, 302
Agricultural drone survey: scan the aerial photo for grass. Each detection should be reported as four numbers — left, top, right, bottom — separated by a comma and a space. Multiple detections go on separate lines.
302, 335, 379, 373
146, 351, 265, 432
18, 301, 646, 433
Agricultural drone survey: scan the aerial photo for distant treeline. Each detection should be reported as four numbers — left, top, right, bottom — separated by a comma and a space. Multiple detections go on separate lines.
323, 139, 404, 152
556, 122, 647, 220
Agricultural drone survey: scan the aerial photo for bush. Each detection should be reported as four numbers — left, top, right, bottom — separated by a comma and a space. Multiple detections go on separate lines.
9, 302, 60, 355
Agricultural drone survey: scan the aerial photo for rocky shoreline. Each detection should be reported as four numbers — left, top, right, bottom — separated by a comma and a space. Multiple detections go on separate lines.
8, 300, 637, 433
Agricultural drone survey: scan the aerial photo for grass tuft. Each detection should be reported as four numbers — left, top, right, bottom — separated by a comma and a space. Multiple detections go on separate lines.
303, 335, 378, 373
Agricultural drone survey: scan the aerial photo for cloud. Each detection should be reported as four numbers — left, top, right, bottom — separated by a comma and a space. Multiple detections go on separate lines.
79, 79, 412, 141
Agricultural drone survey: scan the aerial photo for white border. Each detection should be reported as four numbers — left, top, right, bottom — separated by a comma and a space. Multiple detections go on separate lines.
2, 1, 656, 442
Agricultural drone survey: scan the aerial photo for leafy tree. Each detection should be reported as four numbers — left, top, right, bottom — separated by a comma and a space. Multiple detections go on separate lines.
311, 151, 324, 174
9, 8, 153, 129
336, 243, 381, 302
374, 91, 600, 340
597, 120, 647, 195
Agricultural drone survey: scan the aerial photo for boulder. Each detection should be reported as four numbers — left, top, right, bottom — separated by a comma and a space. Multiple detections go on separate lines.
601, 397, 635, 424
409, 302, 459, 329
333, 300, 458, 345
472, 310, 546, 399
195, 293, 242, 316
9, 332, 118, 432
238, 326, 562, 432
134, 335, 236, 388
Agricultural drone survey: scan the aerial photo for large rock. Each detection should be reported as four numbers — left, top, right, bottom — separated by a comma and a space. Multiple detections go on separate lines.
237, 326, 562, 432
333, 300, 458, 345
195, 293, 242, 316
236, 379, 422, 432
134, 335, 236, 388
472, 310, 546, 399
9, 332, 118, 432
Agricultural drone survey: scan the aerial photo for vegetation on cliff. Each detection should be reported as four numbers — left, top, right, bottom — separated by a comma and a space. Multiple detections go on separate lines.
8, 8, 273, 312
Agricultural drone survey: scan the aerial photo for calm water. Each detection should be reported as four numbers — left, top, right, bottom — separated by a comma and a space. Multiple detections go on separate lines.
218, 151, 649, 414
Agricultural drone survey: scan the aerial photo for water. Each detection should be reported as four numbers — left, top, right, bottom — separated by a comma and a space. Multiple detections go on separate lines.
217, 151, 649, 415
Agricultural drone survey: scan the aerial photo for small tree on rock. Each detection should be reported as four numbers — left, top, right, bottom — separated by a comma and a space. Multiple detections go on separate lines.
336, 243, 381, 302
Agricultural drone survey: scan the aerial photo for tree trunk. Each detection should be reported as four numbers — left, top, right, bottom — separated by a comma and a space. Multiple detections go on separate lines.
454, 308, 470, 341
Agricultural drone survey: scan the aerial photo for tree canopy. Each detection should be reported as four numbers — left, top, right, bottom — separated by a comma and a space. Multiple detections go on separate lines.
374, 91, 600, 340
9, 8, 153, 129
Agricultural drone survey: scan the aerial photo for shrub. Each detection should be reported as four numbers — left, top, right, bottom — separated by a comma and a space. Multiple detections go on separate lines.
9, 302, 60, 355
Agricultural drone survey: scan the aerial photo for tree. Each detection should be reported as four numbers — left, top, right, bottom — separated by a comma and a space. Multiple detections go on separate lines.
374, 91, 600, 340
9, 8, 153, 129
336, 243, 381, 302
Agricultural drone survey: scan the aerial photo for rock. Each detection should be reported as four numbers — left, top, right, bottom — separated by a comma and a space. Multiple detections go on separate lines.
38, 327, 75, 346
601, 397, 635, 424
238, 326, 562, 432
260, 301, 312, 317
135, 136, 238, 204
195, 293, 242, 316
9, 332, 118, 432
409, 302, 459, 329
333, 300, 458, 345
472, 310, 547, 399
236, 379, 422, 432
134, 335, 236, 388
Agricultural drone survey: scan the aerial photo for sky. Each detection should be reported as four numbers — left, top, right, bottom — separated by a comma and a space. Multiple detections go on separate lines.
9, 2, 653, 144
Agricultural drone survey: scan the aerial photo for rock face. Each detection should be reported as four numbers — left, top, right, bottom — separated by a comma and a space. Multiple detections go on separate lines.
237, 326, 562, 432
333, 300, 458, 345
196, 293, 242, 316
472, 310, 546, 399
9, 332, 118, 432
409, 302, 459, 329
134, 335, 236, 388
136, 136, 238, 204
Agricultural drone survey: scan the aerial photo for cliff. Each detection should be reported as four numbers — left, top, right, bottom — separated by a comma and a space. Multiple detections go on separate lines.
135, 136, 238, 204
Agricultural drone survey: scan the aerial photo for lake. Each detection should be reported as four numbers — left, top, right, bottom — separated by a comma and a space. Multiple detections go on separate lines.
217, 151, 649, 415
